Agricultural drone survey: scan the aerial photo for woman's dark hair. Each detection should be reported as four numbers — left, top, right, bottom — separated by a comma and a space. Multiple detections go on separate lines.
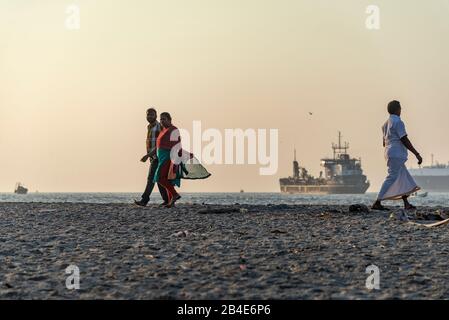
387, 100, 401, 114
160, 112, 172, 120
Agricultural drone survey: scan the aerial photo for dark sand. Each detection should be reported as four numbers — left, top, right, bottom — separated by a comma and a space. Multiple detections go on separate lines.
1, 202, 449, 299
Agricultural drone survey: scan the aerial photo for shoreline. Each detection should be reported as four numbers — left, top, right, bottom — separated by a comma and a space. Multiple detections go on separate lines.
1, 203, 448, 299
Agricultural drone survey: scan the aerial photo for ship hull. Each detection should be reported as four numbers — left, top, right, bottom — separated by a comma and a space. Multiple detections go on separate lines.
412, 176, 449, 192
280, 183, 370, 195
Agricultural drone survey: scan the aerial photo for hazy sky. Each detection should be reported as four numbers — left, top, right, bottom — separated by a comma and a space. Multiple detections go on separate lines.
1, 0, 449, 192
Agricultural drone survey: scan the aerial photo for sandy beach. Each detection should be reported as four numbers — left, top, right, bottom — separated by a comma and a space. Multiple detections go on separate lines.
1, 202, 449, 300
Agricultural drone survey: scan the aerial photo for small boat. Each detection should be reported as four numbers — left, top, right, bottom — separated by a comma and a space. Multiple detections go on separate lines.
240, 189, 244, 193
411, 191, 428, 198
14, 182, 28, 195
418, 192, 429, 198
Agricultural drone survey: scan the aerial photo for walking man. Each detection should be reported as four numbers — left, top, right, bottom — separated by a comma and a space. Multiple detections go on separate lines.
135, 108, 169, 207
372, 100, 422, 211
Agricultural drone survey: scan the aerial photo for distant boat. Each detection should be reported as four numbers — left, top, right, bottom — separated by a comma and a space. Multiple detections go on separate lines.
418, 192, 428, 198
14, 183, 28, 195
411, 191, 428, 198
409, 154, 449, 192
240, 189, 244, 193
279, 132, 370, 194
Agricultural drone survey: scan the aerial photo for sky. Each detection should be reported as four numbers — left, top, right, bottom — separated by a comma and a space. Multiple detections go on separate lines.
1, 0, 449, 192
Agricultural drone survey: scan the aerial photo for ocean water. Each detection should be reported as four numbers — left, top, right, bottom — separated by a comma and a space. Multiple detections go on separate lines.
1, 192, 449, 207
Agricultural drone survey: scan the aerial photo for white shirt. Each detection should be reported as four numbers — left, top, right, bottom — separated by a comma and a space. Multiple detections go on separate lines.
382, 114, 408, 160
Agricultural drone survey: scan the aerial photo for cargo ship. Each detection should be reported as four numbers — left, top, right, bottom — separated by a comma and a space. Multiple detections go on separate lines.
409, 155, 449, 192
14, 182, 28, 195
279, 132, 370, 194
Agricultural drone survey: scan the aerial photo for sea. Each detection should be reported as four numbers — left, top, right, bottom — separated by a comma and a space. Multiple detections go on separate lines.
1, 192, 449, 207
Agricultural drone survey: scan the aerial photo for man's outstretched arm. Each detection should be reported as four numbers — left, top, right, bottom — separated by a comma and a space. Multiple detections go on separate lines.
400, 135, 423, 165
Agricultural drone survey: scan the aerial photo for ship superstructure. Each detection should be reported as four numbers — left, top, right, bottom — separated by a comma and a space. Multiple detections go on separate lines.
280, 132, 370, 194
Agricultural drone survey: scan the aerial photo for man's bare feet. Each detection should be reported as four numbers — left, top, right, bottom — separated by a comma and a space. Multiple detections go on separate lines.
402, 195, 416, 210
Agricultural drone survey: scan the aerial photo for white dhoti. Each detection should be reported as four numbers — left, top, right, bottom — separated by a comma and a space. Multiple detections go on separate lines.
377, 157, 420, 201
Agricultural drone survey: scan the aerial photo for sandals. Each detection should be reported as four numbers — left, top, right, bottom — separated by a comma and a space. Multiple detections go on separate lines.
371, 204, 390, 211
134, 199, 148, 207
165, 194, 182, 208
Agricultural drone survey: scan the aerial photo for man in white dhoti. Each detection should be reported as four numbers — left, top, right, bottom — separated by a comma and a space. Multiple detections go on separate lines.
372, 100, 423, 211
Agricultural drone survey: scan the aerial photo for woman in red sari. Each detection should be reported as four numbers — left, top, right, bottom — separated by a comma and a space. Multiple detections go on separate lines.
153, 112, 182, 208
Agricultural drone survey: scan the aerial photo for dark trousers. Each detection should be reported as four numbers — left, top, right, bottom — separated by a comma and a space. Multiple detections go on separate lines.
141, 157, 169, 204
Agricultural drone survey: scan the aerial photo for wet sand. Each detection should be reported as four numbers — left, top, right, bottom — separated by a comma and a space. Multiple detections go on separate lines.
1, 202, 449, 299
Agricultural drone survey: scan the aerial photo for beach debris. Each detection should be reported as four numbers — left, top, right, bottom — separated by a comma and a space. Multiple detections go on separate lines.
197, 207, 240, 214
271, 229, 288, 234
133, 239, 146, 249
63, 226, 79, 235
409, 218, 449, 228
437, 210, 449, 219
240, 208, 249, 214
414, 210, 448, 221
4, 283, 13, 289
389, 209, 449, 227
237, 256, 248, 270
389, 209, 409, 221
38, 209, 58, 213
349, 204, 370, 213
180, 264, 189, 270
319, 212, 332, 219
171, 230, 190, 237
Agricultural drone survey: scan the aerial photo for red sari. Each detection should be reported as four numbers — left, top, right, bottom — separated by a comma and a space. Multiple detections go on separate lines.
154, 126, 181, 203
